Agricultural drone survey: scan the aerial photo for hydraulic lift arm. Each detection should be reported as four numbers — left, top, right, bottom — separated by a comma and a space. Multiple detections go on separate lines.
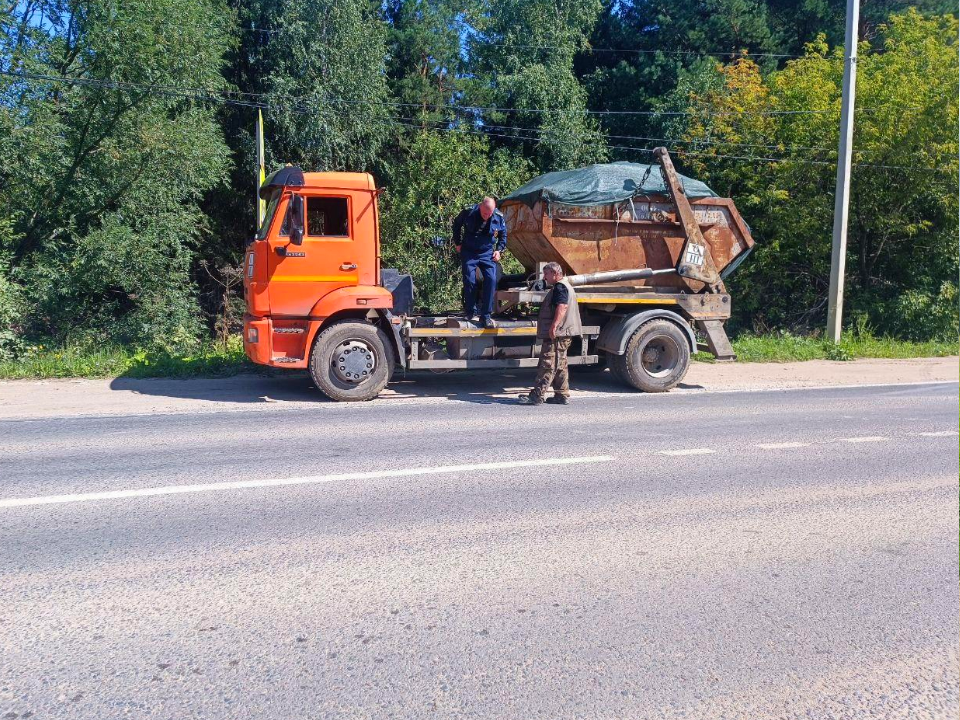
653, 147, 736, 360
653, 147, 722, 291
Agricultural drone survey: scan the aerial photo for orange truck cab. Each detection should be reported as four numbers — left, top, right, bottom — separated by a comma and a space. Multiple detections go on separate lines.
244, 167, 401, 400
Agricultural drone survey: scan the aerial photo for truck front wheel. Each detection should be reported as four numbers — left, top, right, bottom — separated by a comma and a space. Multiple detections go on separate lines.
309, 321, 395, 402
610, 319, 690, 392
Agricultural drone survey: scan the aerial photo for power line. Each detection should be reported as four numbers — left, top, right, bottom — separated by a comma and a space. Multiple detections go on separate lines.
467, 122, 847, 155
1, 67, 903, 159
243, 25, 805, 59
244, 25, 946, 62
481, 42, 801, 59
2, 69, 950, 174
2, 69, 890, 119
0, 69, 270, 109
389, 118, 949, 173
390, 116, 943, 167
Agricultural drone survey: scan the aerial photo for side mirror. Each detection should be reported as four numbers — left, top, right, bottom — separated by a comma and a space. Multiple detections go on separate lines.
289, 195, 305, 245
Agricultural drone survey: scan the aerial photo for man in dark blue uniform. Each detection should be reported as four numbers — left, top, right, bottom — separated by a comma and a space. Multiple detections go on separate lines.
452, 196, 507, 329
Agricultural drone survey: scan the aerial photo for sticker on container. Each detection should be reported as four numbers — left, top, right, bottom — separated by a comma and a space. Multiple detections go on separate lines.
684, 243, 705, 267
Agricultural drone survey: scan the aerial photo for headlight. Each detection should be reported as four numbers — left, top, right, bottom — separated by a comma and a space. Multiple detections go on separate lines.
247, 327, 259, 343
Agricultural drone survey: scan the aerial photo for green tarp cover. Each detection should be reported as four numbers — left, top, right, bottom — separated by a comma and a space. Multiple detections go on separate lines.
503, 161, 717, 208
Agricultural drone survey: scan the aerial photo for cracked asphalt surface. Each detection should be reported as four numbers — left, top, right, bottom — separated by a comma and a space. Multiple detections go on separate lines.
1, 380, 957, 719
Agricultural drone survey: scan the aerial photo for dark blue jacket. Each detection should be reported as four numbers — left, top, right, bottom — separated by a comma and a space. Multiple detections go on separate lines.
452, 205, 508, 255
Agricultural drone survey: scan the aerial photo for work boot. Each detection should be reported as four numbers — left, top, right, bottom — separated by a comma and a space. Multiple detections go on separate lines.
545, 395, 569, 405
466, 314, 480, 324
481, 316, 497, 329
517, 393, 543, 405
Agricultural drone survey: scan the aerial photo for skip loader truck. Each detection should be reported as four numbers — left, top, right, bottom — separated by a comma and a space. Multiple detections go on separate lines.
243, 148, 755, 401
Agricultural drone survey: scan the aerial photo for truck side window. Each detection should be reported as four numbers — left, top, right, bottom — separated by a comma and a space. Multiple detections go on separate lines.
307, 197, 349, 237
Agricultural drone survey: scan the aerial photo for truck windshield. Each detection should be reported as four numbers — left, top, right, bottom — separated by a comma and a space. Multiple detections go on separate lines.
257, 191, 282, 240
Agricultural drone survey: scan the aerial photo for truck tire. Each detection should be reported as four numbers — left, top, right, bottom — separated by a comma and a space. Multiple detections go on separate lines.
610, 319, 690, 392
309, 321, 395, 402
607, 352, 628, 384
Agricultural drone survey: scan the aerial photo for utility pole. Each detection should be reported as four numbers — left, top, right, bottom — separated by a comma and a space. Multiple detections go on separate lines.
255, 109, 266, 228
826, 0, 860, 342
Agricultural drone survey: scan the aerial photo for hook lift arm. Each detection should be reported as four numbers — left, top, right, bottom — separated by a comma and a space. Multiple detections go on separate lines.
653, 147, 723, 292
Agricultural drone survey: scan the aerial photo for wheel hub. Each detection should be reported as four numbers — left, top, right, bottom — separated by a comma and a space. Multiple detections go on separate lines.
640, 339, 678, 377
332, 340, 376, 384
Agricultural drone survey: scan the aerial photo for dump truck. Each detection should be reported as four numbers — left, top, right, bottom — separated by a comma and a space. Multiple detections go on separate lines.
242, 148, 755, 401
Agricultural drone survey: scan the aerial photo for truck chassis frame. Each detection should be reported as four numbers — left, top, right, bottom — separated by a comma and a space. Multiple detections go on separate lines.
395, 285, 736, 374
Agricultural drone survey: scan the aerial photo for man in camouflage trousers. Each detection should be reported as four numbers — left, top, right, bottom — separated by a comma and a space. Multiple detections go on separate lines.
519, 262, 582, 405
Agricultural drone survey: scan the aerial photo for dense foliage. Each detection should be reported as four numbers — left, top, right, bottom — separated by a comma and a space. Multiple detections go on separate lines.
678, 10, 959, 339
1, 0, 957, 359
1, 0, 232, 354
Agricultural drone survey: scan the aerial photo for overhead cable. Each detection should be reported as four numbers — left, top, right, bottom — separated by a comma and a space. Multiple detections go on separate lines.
1, 70, 949, 174
1, 69, 899, 118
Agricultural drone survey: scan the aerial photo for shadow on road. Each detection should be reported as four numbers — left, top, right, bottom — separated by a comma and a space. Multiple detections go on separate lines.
108, 367, 699, 407
109, 372, 324, 405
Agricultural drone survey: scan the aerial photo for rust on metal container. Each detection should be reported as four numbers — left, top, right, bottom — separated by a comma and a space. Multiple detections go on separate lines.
501, 195, 755, 293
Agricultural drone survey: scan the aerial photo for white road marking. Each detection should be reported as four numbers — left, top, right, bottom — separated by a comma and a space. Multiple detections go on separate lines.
915, 430, 959, 437
0, 455, 615, 509
842, 436, 887, 443
756, 442, 811, 449
658, 448, 716, 456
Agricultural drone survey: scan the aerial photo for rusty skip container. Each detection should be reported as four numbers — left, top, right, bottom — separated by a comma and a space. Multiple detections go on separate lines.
500, 153, 755, 293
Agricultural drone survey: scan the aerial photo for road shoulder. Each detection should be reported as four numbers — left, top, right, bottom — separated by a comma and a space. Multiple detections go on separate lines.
0, 356, 956, 421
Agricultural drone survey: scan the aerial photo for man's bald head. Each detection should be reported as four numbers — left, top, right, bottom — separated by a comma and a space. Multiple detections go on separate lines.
479, 196, 496, 220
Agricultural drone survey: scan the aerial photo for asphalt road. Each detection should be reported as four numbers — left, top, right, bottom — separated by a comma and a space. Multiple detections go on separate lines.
1, 381, 957, 719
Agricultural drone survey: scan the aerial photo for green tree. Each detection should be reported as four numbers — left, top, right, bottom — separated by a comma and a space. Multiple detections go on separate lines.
384, 0, 473, 125
681, 10, 959, 339
378, 129, 531, 311
469, 0, 608, 171
248, 0, 392, 172
581, 0, 780, 146
766, 0, 956, 56
0, 0, 233, 350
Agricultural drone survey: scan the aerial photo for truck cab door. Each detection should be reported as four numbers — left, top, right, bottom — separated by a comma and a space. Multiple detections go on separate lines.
267, 192, 371, 317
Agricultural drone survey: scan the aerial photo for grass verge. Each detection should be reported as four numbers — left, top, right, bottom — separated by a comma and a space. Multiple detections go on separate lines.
694, 331, 958, 363
0, 341, 256, 380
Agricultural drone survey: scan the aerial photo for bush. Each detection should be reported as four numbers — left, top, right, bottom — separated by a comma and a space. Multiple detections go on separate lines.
0, 267, 27, 361
887, 282, 960, 342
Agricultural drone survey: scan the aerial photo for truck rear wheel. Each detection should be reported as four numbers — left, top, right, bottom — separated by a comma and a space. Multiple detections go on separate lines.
610, 319, 690, 393
309, 321, 395, 402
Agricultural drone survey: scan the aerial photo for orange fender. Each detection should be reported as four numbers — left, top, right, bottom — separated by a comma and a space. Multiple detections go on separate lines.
308, 285, 394, 321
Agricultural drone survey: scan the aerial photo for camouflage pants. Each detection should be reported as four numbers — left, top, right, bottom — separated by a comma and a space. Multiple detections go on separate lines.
531, 337, 573, 400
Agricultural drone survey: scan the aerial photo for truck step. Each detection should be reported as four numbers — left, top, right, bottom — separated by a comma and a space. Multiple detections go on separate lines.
272, 356, 302, 363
